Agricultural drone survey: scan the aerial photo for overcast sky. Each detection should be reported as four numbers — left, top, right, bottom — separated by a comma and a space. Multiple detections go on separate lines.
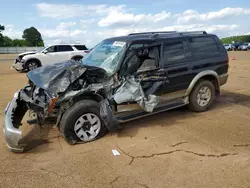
0, 0, 250, 48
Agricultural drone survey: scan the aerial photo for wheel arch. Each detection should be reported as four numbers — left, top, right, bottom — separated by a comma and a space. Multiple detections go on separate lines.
25, 58, 42, 69
55, 92, 105, 128
71, 55, 83, 60
186, 70, 220, 96
72, 92, 104, 103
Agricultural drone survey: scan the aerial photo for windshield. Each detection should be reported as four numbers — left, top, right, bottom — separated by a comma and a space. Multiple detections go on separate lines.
81, 40, 126, 75
37, 47, 46, 53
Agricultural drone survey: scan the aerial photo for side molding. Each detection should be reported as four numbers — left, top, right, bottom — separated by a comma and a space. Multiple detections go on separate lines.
185, 70, 219, 96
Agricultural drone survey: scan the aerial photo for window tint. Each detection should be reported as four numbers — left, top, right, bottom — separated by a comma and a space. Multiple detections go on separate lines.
163, 42, 186, 63
57, 45, 74, 52
189, 37, 220, 59
74, 45, 88, 50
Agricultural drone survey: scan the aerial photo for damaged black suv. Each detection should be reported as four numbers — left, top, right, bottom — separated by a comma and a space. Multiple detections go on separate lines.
4, 31, 229, 152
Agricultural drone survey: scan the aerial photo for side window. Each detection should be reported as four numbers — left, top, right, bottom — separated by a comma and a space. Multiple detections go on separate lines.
163, 42, 186, 64
74, 45, 88, 50
189, 37, 220, 59
57, 45, 74, 52
46, 46, 57, 53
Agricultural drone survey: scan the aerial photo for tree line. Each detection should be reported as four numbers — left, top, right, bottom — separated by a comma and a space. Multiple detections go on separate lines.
0, 25, 44, 47
221, 35, 250, 44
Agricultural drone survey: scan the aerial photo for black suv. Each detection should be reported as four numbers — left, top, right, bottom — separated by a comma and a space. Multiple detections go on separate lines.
4, 31, 229, 152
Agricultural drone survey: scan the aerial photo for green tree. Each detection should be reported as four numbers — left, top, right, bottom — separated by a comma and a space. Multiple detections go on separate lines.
22, 27, 44, 46
12, 39, 27, 46
221, 35, 250, 44
0, 24, 5, 46
3, 36, 12, 46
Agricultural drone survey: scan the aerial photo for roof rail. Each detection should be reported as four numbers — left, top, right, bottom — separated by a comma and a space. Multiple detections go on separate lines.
128, 31, 177, 36
179, 31, 207, 35
128, 31, 207, 36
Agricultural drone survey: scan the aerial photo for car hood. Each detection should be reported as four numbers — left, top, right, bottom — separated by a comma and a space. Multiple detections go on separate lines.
18, 51, 37, 57
27, 60, 108, 97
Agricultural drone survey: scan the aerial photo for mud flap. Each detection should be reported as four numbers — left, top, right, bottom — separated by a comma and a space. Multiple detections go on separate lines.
100, 99, 121, 131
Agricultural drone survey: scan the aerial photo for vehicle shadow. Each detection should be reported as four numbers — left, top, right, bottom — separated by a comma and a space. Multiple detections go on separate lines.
18, 90, 250, 151
117, 90, 250, 138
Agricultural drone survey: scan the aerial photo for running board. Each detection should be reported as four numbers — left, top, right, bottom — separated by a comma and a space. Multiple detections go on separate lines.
116, 100, 187, 123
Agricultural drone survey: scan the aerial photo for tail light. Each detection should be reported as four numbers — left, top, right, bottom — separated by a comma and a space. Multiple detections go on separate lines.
84, 50, 89, 54
227, 55, 229, 63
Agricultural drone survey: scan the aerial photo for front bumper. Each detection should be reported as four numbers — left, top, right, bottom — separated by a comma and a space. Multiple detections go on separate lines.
3, 90, 24, 152
12, 62, 24, 71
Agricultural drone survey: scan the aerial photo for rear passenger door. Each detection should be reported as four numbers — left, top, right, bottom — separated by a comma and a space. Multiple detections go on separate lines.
159, 38, 193, 99
188, 36, 226, 76
56, 45, 74, 62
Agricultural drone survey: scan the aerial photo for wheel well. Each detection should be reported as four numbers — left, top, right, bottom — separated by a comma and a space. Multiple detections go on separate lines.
26, 58, 42, 68
71, 55, 83, 60
200, 75, 220, 96
72, 92, 104, 103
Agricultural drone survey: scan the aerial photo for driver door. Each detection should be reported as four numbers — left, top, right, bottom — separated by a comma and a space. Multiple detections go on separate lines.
114, 44, 168, 113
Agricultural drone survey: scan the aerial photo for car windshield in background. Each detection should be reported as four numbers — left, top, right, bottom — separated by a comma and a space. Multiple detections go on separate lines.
37, 47, 46, 53
81, 40, 126, 75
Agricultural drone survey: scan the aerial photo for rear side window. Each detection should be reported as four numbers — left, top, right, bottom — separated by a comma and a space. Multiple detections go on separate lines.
189, 36, 220, 59
57, 45, 74, 52
163, 41, 191, 64
74, 45, 88, 50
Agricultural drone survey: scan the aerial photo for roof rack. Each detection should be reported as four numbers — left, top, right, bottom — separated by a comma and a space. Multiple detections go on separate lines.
128, 31, 177, 36
128, 31, 207, 36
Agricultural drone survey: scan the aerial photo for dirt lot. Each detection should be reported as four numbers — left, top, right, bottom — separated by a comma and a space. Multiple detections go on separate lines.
0, 52, 250, 188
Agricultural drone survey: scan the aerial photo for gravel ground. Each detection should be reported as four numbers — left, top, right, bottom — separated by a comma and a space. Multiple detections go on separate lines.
0, 52, 250, 188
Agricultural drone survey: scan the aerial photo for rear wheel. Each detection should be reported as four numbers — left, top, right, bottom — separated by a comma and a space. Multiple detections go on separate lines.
59, 100, 107, 145
188, 80, 215, 112
72, 56, 83, 62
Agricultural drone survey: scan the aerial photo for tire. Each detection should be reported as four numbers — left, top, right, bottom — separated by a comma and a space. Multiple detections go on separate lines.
72, 56, 83, 62
59, 100, 107, 145
188, 80, 215, 112
26, 60, 39, 71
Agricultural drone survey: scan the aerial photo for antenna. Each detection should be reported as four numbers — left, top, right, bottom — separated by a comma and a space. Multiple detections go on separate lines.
68, 28, 71, 43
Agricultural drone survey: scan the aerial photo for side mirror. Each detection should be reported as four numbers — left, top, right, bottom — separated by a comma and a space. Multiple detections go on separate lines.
43, 50, 48, 54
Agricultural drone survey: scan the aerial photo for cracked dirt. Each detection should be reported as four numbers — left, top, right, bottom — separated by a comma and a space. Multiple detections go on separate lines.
117, 145, 238, 165
0, 52, 250, 188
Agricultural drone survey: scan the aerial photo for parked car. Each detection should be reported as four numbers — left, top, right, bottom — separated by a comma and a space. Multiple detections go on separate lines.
4, 31, 229, 152
12, 44, 89, 72
232, 42, 244, 51
238, 43, 250, 51
223, 44, 233, 51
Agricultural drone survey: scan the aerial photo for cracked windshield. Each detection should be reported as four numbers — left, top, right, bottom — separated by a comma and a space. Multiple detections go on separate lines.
82, 40, 126, 74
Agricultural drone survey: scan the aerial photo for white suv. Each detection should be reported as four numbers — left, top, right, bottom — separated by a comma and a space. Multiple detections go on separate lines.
12, 44, 89, 71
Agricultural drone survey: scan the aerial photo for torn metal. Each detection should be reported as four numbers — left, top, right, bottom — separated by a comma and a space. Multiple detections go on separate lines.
27, 60, 107, 97
113, 76, 160, 112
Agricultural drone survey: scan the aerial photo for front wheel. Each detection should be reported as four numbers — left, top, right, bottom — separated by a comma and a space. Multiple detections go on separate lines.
59, 100, 107, 145
188, 80, 215, 112
26, 60, 39, 71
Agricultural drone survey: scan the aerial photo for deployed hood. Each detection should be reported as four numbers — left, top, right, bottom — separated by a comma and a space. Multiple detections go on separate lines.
27, 60, 108, 97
